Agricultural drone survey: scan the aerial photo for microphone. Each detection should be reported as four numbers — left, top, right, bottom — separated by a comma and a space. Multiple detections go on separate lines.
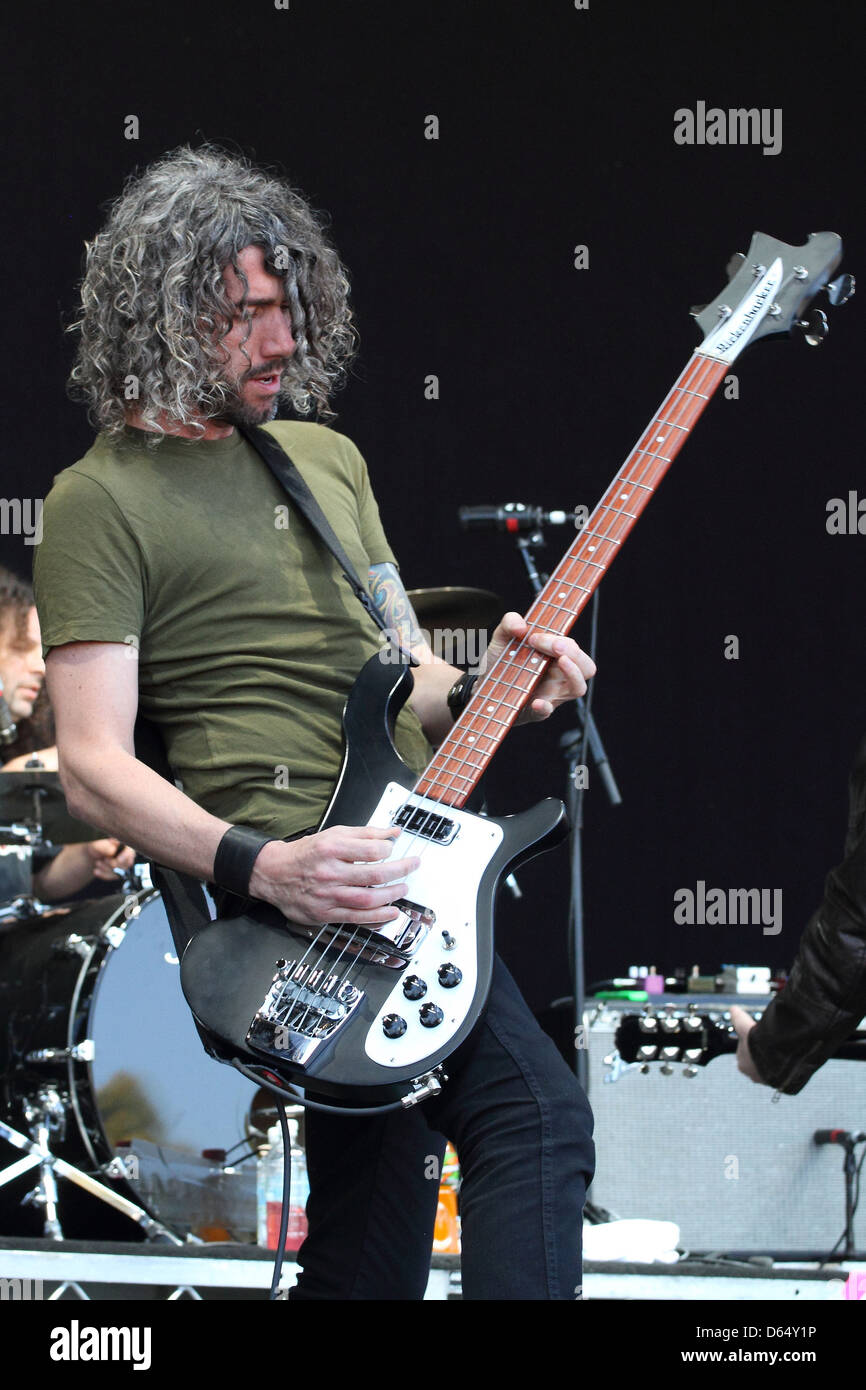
0, 681, 18, 747
459, 503, 575, 533
814, 1129, 866, 1146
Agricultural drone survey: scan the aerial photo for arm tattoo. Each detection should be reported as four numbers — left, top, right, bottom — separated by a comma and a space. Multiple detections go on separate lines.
367, 562, 427, 650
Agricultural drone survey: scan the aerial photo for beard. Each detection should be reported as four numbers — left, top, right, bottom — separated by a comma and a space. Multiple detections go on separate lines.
214, 365, 287, 429
216, 390, 281, 429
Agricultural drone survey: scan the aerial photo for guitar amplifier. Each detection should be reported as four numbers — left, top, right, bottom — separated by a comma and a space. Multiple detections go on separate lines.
585, 997, 866, 1255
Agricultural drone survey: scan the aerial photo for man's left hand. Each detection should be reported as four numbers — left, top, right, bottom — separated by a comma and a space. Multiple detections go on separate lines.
483, 613, 596, 723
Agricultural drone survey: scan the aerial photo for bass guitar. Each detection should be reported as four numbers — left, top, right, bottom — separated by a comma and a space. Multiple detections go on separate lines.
181, 231, 852, 1106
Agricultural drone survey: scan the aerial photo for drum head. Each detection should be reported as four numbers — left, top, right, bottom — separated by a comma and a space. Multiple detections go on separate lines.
90, 890, 252, 1154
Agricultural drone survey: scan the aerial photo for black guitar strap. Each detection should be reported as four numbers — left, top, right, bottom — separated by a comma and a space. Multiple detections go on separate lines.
238, 422, 411, 652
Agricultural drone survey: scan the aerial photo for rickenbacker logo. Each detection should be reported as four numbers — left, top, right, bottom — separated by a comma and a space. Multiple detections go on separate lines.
699, 259, 783, 363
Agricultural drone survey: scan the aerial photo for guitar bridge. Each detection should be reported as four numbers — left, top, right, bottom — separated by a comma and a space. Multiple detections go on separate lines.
247, 958, 365, 1066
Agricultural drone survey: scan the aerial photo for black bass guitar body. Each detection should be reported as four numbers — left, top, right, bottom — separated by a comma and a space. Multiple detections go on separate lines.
180, 653, 568, 1104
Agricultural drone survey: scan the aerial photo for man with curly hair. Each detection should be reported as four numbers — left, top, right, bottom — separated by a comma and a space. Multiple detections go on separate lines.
34, 146, 595, 1299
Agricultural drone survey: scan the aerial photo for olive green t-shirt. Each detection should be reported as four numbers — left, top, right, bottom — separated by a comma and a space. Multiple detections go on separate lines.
33, 421, 431, 836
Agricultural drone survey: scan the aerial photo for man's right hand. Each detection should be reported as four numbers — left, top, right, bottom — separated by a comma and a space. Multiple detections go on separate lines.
248, 825, 421, 927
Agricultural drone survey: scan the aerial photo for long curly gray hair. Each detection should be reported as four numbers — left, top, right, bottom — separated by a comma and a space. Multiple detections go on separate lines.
68, 145, 356, 438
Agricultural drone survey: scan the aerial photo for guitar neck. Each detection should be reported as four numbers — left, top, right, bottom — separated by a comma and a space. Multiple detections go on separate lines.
416, 351, 728, 808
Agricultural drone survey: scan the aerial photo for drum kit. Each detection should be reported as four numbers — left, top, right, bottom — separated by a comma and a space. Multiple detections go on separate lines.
0, 588, 501, 1246
0, 767, 269, 1244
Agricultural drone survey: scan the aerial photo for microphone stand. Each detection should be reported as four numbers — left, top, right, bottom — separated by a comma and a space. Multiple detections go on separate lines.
843, 1139, 858, 1259
827, 1134, 866, 1261
513, 530, 622, 1092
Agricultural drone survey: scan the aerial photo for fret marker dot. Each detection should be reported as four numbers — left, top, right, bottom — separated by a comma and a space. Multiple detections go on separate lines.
509, 649, 517, 657
530, 657, 538, 665
486, 704, 495, 713
468, 735, 475, 743
588, 545, 596, 552
655, 435, 665, 443
620, 493, 629, 501
558, 591, 566, 599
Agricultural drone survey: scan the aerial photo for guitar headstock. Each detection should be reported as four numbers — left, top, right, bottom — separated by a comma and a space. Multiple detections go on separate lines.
692, 231, 853, 364
614, 1008, 753, 1075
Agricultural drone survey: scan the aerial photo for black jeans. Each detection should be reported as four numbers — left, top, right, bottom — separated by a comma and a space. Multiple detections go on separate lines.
289, 954, 595, 1301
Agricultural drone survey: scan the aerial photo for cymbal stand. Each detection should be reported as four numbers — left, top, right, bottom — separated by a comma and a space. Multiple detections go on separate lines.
0, 1091, 184, 1243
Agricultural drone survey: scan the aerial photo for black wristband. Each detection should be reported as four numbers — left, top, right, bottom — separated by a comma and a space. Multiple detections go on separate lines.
213, 825, 276, 899
447, 671, 478, 721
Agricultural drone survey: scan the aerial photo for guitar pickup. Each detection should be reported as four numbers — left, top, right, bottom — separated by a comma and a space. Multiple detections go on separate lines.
394, 802, 458, 845
369, 898, 436, 955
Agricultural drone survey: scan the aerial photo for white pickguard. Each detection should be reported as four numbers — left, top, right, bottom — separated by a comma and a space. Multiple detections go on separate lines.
363, 782, 503, 1068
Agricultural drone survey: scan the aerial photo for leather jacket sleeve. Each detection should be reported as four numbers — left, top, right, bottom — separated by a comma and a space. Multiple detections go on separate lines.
747, 735, 866, 1094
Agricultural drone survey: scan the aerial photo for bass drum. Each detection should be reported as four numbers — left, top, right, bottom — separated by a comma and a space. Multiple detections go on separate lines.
0, 887, 258, 1241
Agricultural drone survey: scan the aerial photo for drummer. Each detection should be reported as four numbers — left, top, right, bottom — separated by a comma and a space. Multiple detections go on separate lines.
0, 564, 135, 901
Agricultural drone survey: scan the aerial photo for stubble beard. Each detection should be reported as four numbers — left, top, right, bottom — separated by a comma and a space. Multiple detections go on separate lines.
217, 390, 281, 429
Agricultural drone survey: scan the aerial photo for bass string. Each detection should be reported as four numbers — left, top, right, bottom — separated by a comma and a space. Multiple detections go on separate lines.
289, 921, 367, 1036
271, 799, 444, 1043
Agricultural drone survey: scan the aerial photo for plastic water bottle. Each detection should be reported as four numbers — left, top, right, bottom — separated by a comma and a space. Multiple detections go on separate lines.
256, 1121, 310, 1252
286, 1118, 310, 1254
256, 1125, 282, 1248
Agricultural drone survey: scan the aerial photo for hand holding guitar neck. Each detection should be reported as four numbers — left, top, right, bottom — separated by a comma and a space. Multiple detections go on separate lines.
480, 612, 596, 723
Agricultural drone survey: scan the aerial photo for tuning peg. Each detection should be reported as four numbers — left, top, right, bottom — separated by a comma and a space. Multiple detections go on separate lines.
726, 252, 746, 281
797, 308, 829, 346
826, 273, 855, 306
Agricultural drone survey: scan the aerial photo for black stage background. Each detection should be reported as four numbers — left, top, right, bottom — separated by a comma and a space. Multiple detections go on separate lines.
1, 0, 863, 1014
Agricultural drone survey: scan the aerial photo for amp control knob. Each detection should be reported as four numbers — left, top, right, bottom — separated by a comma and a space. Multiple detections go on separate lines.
437, 964, 462, 988
402, 975, 427, 1000
419, 1003, 444, 1028
382, 1014, 407, 1038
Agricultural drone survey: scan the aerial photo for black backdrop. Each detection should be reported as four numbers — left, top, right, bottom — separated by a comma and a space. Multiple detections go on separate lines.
2, 0, 863, 1012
